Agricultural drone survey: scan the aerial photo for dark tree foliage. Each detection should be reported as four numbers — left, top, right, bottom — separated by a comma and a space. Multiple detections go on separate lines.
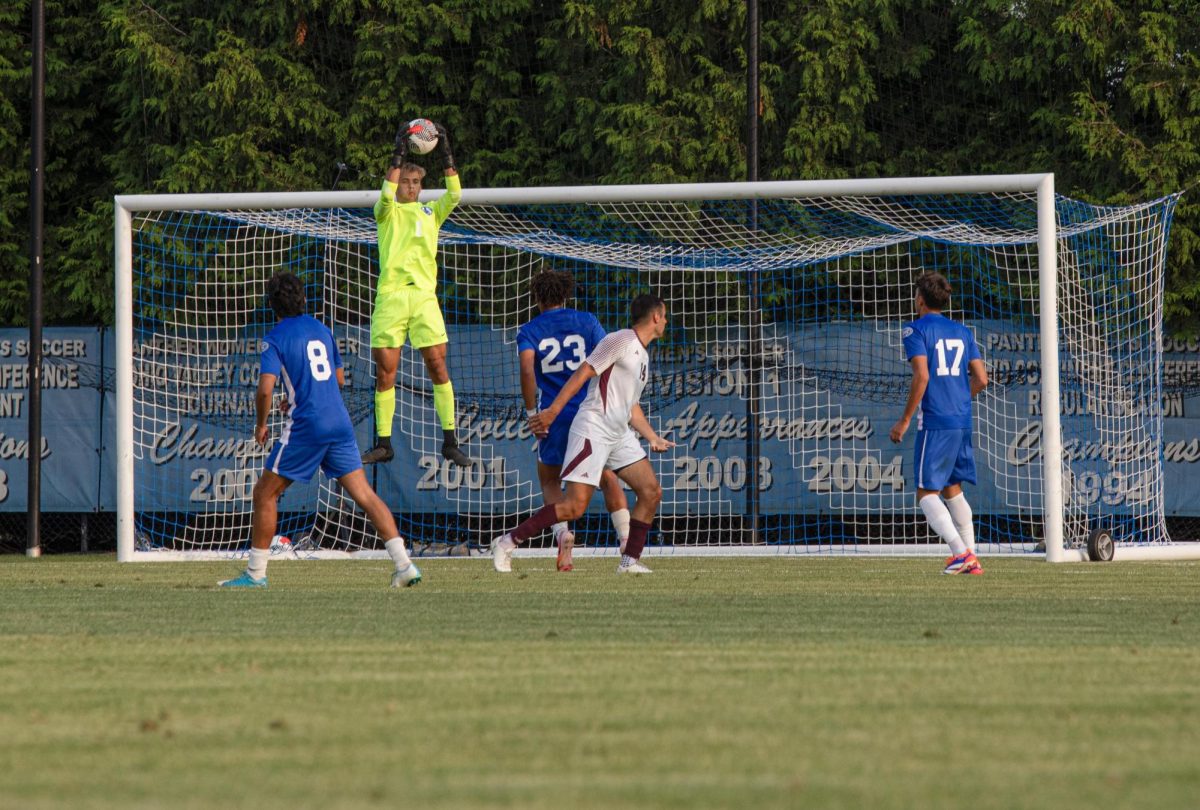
0, 0, 1196, 330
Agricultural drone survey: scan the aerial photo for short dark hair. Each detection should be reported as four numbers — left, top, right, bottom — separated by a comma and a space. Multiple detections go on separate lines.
530, 270, 575, 309
266, 273, 307, 319
916, 272, 951, 311
630, 293, 666, 325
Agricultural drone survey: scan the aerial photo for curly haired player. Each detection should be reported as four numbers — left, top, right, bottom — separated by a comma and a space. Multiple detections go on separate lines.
493, 293, 675, 575
516, 270, 632, 570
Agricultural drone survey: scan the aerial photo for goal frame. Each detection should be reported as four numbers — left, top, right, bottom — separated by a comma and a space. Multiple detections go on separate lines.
112, 173, 1188, 563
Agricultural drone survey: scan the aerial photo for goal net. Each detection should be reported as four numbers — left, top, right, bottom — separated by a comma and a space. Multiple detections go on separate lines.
114, 175, 1187, 561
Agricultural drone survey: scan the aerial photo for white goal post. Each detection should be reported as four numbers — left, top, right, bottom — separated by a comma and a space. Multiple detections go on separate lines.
114, 173, 1192, 562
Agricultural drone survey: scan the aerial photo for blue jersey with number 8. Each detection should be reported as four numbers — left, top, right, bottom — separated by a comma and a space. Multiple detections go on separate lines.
517, 308, 607, 413
260, 315, 354, 441
902, 313, 981, 430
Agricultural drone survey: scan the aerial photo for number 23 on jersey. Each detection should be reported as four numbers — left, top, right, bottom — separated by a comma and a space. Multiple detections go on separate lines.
539, 334, 586, 374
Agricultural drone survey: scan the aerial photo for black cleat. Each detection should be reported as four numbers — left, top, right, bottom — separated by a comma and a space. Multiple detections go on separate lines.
361, 443, 395, 464
441, 442, 473, 467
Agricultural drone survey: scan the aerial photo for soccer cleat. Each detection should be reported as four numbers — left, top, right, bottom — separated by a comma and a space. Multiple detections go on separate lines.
555, 528, 575, 572
361, 443, 395, 464
441, 441, 473, 467
962, 556, 985, 576
616, 560, 653, 575
219, 571, 267, 588
942, 552, 979, 575
492, 533, 515, 573
390, 563, 422, 588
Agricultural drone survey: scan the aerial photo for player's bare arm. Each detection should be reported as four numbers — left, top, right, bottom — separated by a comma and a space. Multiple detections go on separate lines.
630, 402, 675, 452
968, 358, 988, 397
889, 355, 930, 443
529, 361, 596, 435
518, 350, 537, 408
519, 348, 549, 440
254, 372, 277, 446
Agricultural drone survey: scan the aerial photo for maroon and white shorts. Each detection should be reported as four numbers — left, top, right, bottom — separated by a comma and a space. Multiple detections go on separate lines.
559, 425, 646, 486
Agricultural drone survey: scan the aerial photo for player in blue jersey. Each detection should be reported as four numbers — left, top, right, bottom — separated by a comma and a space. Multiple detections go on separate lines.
219, 272, 421, 589
517, 271, 631, 571
889, 272, 989, 575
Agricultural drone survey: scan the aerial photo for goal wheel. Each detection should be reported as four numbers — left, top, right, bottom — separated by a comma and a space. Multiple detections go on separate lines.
1087, 529, 1115, 562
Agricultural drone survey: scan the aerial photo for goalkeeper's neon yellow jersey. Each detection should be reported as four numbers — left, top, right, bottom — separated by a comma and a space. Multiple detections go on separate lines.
374, 173, 461, 294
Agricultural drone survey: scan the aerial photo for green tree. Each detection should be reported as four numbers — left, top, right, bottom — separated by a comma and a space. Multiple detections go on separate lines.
0, 0, 1195, 330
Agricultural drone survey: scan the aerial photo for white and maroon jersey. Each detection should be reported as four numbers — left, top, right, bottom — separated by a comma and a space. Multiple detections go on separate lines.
573, 329, 649, 440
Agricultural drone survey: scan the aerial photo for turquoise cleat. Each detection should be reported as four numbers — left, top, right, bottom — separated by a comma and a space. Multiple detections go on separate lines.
390, 563, 422, 588
219, 571, 268, 588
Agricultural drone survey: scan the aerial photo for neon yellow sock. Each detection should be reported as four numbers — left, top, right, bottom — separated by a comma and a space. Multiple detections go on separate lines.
433, 381, 456, 431
374, 387, 395, 438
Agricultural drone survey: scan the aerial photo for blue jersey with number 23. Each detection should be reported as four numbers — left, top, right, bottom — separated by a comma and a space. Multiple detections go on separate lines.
516, 308, 607, 413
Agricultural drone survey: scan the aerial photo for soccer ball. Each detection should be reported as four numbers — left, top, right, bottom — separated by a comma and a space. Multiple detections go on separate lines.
269, 534, 293, 555
407, 118, 439, 155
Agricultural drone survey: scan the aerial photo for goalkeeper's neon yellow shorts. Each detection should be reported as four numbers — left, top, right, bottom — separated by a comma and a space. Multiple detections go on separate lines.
370, 288, 449, 350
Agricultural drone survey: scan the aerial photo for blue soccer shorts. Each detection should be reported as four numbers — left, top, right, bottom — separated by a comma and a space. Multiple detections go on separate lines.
265, 428, 363, 483
537, 407, 578, 467
913, 428, 977, 491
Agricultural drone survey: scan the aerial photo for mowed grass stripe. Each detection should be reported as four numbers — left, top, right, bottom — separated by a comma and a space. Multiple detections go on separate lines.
0, 556, 1197, 809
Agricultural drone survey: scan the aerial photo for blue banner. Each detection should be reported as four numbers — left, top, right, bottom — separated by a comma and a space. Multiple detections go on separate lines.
0, 328, 111, 512
2, 326, 1198, 521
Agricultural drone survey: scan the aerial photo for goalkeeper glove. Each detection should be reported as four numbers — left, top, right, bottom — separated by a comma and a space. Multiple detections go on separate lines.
390, 122, 420, 169
434, 122, 456, 171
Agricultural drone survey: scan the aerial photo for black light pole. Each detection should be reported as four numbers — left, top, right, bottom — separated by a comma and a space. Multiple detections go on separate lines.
27, 0, 45, 558
747, 0, 759, 185
745, 0, 762, 543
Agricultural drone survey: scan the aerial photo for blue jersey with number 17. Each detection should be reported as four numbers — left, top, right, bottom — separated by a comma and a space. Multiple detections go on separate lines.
516, 308, 607, 412
260, 315, 354, 442
902, 313, 981, 430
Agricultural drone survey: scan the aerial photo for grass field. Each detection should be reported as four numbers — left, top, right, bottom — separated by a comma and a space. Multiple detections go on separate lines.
0, 555, 1197, 809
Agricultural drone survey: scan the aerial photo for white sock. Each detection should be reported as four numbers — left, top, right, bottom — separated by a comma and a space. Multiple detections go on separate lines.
247, 547, 270, 580
551, 521, 569, 539
610, 508, 630, 546
384, 537, 412, 570
919, 495, 967, 556
944, 493, 976, 553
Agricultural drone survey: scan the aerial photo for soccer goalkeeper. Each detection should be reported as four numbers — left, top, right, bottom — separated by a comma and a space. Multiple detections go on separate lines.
362, 119, 471, 467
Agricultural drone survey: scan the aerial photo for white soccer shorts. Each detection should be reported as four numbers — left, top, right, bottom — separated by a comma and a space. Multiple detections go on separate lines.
559, 426, 646, 486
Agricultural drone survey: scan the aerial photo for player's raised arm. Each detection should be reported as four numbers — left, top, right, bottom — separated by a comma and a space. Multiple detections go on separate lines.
630, 403, 674, 452
430, 122, 462, 224
433, 121, 457, 178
